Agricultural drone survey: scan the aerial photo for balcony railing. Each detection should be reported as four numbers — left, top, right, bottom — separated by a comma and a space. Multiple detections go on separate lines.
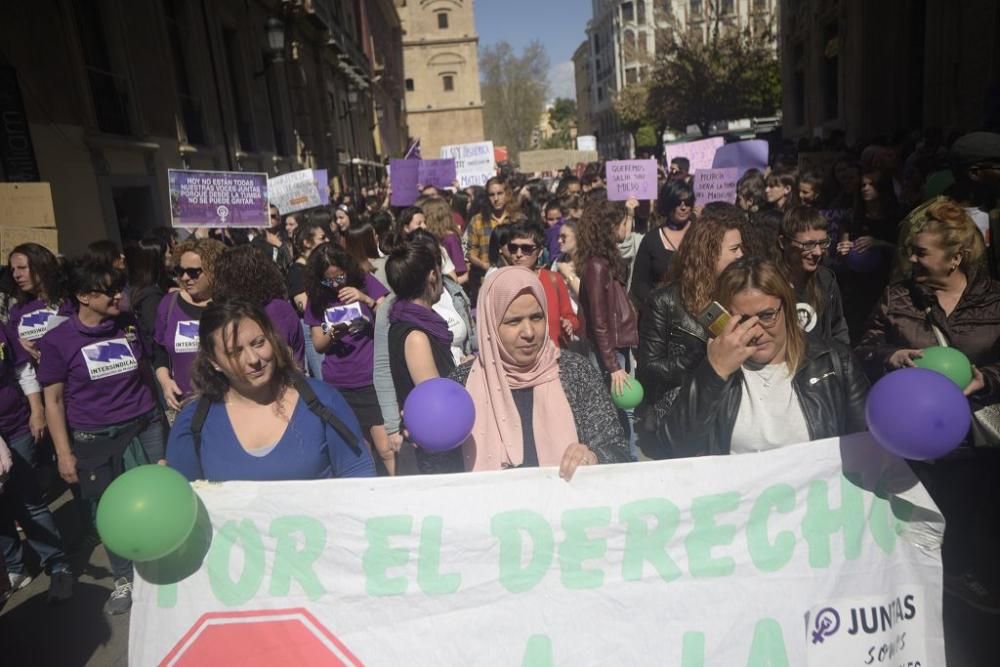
86, 66, 132, 135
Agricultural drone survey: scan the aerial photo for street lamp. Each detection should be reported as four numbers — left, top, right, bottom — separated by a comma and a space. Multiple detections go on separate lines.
265, 18, 285, 63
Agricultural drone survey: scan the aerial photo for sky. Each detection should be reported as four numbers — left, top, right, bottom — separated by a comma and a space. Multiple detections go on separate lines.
474, 0, 593, 103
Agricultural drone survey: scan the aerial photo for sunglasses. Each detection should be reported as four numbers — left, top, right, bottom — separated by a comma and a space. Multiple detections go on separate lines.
507, 242, 538, 256
321, 274, 348, 288
94, 283, 125, 297
174, 267, 204, 280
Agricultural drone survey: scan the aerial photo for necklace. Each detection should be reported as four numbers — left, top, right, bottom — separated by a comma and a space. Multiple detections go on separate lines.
659, 226, 680, 251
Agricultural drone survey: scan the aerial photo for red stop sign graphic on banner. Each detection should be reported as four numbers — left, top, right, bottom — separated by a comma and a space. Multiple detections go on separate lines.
159, 608, 365, 666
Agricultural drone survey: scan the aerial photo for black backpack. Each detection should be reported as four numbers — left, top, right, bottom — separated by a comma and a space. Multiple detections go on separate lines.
190, 374, 365, 477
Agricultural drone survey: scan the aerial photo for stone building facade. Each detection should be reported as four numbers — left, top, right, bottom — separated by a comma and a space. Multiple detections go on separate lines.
0, 0, 405, 249
396, 0, 485, 158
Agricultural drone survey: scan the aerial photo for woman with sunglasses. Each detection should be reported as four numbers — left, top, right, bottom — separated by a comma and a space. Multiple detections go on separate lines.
153, 238, 225, 413
38, 258, 165, 615
7, 243, 72, 363
630, 180, 695, 308
661, 257, 869, 458
501, 220, 580, 348
304, 244, 391, 473
777, 206, 849, 345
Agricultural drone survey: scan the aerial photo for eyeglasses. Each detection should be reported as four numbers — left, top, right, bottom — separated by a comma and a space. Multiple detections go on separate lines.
321, 274, 348, 288
790, 238, 831, 252
173, 267, 203, 280
507, 242, 538, 256
741, 304, 783, 327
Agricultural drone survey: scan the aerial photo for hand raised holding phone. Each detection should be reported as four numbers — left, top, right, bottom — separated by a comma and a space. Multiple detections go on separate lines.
706, 311, 763, 380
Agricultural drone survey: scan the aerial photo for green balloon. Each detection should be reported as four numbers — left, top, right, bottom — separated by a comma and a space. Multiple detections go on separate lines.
96, 465, 198, 562
612, 378, 645, 410
914, 346, 972, 389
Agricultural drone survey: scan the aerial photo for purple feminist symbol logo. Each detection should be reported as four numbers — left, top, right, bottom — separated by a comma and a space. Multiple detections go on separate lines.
84, 342, 133, 363
21, 311, 52, 327
811, 607, 840, 644
178, 322, 200, 338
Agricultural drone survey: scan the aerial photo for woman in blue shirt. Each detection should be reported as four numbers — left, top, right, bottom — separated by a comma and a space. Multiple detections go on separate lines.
167, 299, 375, 482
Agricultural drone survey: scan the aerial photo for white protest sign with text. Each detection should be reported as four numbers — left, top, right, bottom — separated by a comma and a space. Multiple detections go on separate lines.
130, 434, 944, 666
440, 141, 496, 188
268, 169, 323, 215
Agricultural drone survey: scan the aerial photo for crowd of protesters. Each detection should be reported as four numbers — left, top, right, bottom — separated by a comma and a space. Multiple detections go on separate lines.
0, 128, 998, 621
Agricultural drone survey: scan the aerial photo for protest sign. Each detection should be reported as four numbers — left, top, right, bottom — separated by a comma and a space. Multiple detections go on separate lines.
0, 182, 56, 228
664, 137, 724, 172
0, 226, 58, 260
269, 169, 323, 215
130, 433, 944, 666
417, 158, 457, 189
168, 169, 269, 228
606, 159, 658, 201
576, 135, 597, 152
314, 169, 331, 206
440, 141, 496, 188
693, 167, 739, 204
519, 149, 598, 174
388, 159, 419, 206
712, 139, 770, 177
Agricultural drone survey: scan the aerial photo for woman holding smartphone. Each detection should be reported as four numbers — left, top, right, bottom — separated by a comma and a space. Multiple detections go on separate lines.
636, 203, 745, 457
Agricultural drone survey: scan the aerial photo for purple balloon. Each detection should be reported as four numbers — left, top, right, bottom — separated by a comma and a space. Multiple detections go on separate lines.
403, 378, 476, 452
865, 368, 970, 460
846, 246, 883, 272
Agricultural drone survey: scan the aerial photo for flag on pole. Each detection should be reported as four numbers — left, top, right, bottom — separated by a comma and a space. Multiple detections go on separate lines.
404, 138, 421, 160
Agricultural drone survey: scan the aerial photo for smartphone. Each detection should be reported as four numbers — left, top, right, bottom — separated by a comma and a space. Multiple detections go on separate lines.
698, 301, 732, 338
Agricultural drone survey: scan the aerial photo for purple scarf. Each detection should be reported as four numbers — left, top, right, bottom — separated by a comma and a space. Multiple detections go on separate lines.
389, 299, 453, 345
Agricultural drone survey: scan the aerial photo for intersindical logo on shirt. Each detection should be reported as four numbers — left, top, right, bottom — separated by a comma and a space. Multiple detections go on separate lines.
18, 308, 57, 341
81, 337, 138, 380
174, 320, 200, 353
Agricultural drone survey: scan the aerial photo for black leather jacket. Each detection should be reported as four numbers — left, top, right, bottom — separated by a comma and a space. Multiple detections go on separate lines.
636, 284, 707, 430
660, 338, 870, 457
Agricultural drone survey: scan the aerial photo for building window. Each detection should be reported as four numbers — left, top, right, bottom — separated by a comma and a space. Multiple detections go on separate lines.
690, 0, 702, 18
637, 1, 646, 24
222, 27, 255, 151
638, 31, 648, 53
597, 86, 604, 102
624, 30, 636, 54
622, 2, 634, 22
721, 0, 734, 15
753, 0, 767, 9
437, 12, 448, 29
625, 68, 638, 84
162, 0, 204, 144
75, 0, 133, 135
442, 74, 454, 91
593, 33, 601, 53
405, 78, 414, 91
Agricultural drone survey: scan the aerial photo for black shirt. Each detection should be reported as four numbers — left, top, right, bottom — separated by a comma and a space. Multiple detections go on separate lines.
510, 387, 539, 468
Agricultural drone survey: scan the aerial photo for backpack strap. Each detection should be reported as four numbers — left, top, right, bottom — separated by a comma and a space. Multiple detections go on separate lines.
292, 374, 365, 456
190, 394, 213, 479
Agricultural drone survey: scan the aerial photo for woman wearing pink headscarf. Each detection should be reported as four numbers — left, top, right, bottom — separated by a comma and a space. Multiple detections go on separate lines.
429, 267, 628, 477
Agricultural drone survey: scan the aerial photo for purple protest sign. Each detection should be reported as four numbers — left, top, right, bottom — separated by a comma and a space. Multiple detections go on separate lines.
389, 159, 420, 206
606, 159, 658, 201
664, 137, 724, 172
314, 169, 330, 206
418, 158, 457, 188
694, 168, 739, 204
712, 140, 769, 177
168, 169, 269, 228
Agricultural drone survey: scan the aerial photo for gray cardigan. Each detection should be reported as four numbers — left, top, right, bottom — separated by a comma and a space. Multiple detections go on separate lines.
373, 276, 477, 434
414, 351, 630, 474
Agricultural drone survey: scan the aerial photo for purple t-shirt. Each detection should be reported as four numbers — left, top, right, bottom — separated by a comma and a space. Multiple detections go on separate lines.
9, 298, 74, 344
265, 298, 305, 368
153, 292, 205, 394
37, 314, 156, 429
303, 274, 388, 389
545, 219, 564, 260
0, 322, 31, 442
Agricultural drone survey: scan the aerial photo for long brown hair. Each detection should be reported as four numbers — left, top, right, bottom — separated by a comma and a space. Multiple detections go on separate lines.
191, 299, 297, 402
574, 199, 628, 283
713, 258, 806, 372
666, 202, 745, 314
421, 197, 461, 239
778, 206, 829, 317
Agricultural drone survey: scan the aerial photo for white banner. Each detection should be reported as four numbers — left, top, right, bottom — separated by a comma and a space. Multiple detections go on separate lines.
268, 169, 323, 215
440, 141, 496, 188
130, 433, 944, 666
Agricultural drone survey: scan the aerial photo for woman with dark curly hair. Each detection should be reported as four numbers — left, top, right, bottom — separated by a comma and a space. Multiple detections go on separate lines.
166, 299, 374, 483
304, 244, 392, 473
575, 198, 639, 454
212, 244, 305, 369
153, 238, 225, 412
7, 243, 72, 363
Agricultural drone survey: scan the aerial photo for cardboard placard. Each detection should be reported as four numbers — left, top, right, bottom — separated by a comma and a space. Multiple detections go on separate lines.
712, 140, 770, 177
389, 159, 420, 207
269, 169, 324, 215
168, 169, 270, 228
606, 159, 659, 201
1, 226, 59, 261
664, 137, 725, 172
440, 142, 496, 188
519, 149, 599, 174
694, 167, 740, 204
417, 158, 457, 189
0, 182, 56, 228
